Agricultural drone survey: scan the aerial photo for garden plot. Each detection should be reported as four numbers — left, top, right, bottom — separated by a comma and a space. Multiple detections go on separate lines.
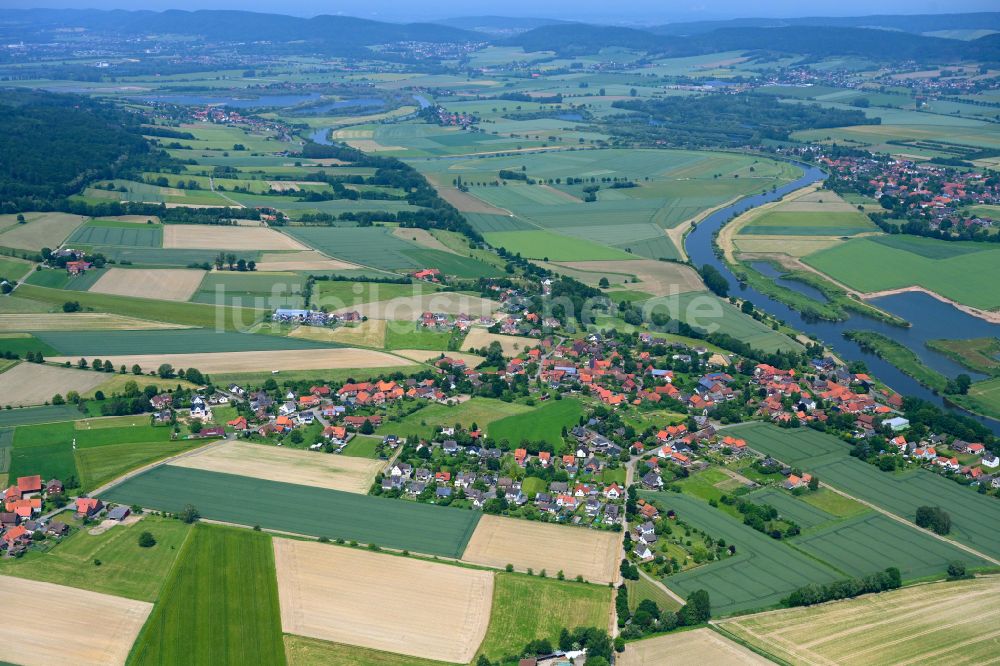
461, 515, 620, 584
52, 348, 413, 374
274, 539, 493, 664
0, 363, 106, 407
618, 628, 770, 666
0, 575, 152, 666
88, 268, 205, 301
162, 225, 307, 250
168, 440, 382, 494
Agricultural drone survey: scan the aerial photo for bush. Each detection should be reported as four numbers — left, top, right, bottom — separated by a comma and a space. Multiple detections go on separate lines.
915, 505, 951, 535
138, 531, 156, 548
179, 504, 200, 524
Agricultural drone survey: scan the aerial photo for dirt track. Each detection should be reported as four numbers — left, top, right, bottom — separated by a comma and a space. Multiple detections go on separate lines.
461, 515, 619, 584
169, 440, 382, 494
0, 575, 152, 666
273, 539, 493, 663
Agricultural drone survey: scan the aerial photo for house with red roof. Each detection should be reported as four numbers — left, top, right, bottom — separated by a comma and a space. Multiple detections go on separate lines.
75, 497, 103, 518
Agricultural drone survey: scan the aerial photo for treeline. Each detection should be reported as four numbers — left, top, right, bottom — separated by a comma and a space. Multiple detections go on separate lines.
616, 586, 711, 640
609, 94, 872, 148
0, 90, 174, 212
783, 567, 901, 607
300, 141, 484, 242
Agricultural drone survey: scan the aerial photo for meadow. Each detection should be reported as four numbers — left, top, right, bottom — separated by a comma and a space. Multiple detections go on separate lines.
9, 421, 79, 484
476, 573, 611, 662
488, 398, 583, 450
103, 465, 481, 557
76, 439, 203, 492
483, 229, 634, 261
739, 210, 877, 236
720, 576, 1000, 665
283, 636, 455, 666
0, 515, 191, 602
804, 233, 1000, 308
129, 525, 286, 666
639, 492, 842, 616
191, 271, 307, 310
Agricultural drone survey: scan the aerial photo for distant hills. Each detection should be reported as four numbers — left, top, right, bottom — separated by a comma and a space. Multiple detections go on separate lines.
505, 22, 1000, 61
3, 9, 999, 63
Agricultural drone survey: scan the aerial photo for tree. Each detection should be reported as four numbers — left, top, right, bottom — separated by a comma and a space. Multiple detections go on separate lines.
132, 364, 143, 375
679, 589, 711, 625
741, 300, 754, 315
62, 301, 81, 312
698, 264, 729, 297
16, 214, 25, 224
359, 419, 375, 435
598, 277, 610, 288
289, 430, 304, 445
157, 363, 174, 379
179, 504, 200, 524
947, 561, 967, 579
915, 505, 951, 535
808, 475, 819, 491
138, 531, 156, 548
51, 394, 65, 405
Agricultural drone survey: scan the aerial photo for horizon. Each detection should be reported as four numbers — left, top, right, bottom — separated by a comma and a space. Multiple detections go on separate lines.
5, 2, 1000, 24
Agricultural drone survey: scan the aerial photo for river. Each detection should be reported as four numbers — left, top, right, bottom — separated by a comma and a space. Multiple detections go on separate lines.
684, 163, 1000, 434
308, 94, 431, 145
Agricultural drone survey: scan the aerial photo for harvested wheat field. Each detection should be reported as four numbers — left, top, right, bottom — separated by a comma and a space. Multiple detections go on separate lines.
0, 313, 187, 332
335, 293, 499, 320
618, 628, 769, 666
734, 237, 845, 257
461, 515, 619, 584
720, 576, 1000, 666
0, 575, 152, 666
555, 259, 705, 296
394, 349, 485, 366
49, 348, 413, 374
89, 268, 205, 301
391, 227, 457, 254
461, 328, 535, 356
289, 319, 387, 348
274, 539, 493, 664
169, 440, 382, 494
0, 362, 107, 407
163, 225, 307, 251
266, 181, 325, 192
0, 212, 87, 250
101, 215, 161, 224
254, 251, 358, 272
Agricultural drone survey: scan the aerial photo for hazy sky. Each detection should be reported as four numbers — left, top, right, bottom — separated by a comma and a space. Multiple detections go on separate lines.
6, 0, 999, 23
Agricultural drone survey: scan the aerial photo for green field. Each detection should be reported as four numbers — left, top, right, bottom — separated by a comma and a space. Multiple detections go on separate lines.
639, 492, 842, 615
740, 210, 877, 236
794, 512, 989, 580
383, 323, 453, 350
14, 284, 265, 330
0, 332, 60, 357
484, 230, 634, 261
192, 272, 307, 310
339, 437, 380, 458
476, 573, 612, 661
9, 422, 78, 484
103, 466, 481, 557
379, 397, 531, 440
488, 398, 582, 450
745, 487, 839, 530
69, 221, 162, 247
626, 574, 683, 613
284, 226, 498, 277
33, 329, 336, 356
24, 266, 108, 290
283, 636, 456, 666
129, 525, 286, 666
0, 257, 33, 281
952, 377, 1000, 420
731, 422, 1000, 560
76, 439, 203, 492
926, 337, 1000, 376
803, 235, 1000, 309
0, 404, 83, 427
0, 515, 191, 601
313, 280, 433, 310
645, 293, 803, 354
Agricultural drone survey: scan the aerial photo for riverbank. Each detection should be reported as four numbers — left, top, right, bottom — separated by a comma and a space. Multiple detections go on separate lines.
926, 338, 1000, 377
844, 330, 950, 393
